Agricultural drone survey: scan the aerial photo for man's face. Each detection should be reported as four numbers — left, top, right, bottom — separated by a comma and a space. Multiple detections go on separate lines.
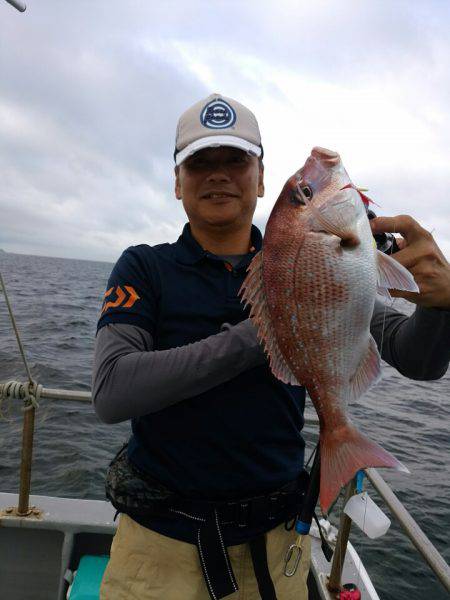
175, 146, 264, 230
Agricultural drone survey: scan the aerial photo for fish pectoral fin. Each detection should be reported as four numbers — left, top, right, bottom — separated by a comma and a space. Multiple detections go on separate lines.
240, 251, 300, 386
308, 189, 360, 244
376, 286, 393, 301
348, 336, 381, 403
377, 250, 419, 292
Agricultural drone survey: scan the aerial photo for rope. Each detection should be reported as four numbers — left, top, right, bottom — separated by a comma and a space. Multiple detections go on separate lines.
21, 380, 42, 411
0, 270, 42, 416
0, 380, 42, 419
0, 271, 35, 385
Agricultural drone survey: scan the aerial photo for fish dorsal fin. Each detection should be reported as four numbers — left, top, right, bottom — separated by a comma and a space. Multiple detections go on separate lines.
377, 250, 419, 292
348, 335, 382, 403
240, 251, 299, 386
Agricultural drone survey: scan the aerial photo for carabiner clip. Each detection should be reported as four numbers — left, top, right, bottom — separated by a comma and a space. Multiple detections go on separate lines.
284, 542, 302, 577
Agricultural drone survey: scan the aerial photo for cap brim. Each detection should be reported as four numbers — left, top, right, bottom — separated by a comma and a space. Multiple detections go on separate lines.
175, 135, 262, 166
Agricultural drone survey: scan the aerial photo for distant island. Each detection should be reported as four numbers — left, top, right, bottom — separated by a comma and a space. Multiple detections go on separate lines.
0, 249, 6, 253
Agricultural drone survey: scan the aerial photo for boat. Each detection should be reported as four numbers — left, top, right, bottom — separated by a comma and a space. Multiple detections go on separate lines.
0, 380, 449, 599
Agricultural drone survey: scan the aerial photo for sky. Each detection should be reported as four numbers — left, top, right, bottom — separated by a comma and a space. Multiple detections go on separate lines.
0, 0, 449, 263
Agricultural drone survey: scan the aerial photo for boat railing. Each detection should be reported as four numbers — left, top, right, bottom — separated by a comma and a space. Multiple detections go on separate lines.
1, 380, 449, 594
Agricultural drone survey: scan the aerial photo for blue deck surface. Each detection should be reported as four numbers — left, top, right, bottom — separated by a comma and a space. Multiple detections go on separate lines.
69, 555, 109, 600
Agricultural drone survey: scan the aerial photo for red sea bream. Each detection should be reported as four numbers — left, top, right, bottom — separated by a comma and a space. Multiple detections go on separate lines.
241, 147, 419, 513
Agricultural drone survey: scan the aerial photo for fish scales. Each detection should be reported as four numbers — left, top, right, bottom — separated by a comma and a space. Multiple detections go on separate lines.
241, 147, 418, 512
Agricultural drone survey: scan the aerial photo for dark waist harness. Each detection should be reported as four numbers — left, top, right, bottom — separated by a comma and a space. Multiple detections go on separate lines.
105, 444, 309, 600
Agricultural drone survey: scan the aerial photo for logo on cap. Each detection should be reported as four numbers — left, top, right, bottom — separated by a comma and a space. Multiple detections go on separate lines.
200, 99, 236, 129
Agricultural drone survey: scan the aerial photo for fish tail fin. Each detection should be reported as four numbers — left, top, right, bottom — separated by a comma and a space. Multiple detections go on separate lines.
319, 423, 409, 514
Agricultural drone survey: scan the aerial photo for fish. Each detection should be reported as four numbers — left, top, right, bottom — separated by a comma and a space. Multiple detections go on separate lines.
240, 146, 419, 513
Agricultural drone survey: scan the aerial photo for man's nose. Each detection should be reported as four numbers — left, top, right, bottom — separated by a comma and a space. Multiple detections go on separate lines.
206, 168, 231, 182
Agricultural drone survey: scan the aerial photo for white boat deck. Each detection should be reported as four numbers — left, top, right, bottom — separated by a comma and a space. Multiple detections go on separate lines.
0, 492, 116, 600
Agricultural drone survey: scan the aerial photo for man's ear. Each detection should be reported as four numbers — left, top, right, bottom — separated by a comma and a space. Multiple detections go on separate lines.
257, 165, 265, 198
174, 167, 182, 200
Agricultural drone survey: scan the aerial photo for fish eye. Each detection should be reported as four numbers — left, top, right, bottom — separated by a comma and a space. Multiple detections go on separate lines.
301, 185, 313, 199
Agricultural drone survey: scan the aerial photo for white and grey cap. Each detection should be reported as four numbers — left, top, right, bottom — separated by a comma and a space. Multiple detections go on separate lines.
174, 93, 263, 166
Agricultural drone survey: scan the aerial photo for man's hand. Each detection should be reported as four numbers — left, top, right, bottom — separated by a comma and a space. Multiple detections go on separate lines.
370, 215, 450, 310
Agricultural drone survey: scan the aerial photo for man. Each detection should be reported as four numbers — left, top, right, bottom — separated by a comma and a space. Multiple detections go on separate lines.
93, 94, 450, 600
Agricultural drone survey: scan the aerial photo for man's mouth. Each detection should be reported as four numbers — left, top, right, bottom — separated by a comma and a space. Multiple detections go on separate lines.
201, 192, 239, 199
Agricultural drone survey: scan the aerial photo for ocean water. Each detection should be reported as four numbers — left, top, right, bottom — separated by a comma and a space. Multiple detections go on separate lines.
0, 250, 449, 599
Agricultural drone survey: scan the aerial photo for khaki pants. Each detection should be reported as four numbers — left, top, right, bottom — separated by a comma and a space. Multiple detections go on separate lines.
100, 514, 310, 600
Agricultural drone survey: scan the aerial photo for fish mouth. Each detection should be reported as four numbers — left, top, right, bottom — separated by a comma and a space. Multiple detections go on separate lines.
311, 146, 340, 164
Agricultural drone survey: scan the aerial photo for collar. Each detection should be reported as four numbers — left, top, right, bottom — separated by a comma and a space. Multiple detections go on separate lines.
175, 223, 262, 266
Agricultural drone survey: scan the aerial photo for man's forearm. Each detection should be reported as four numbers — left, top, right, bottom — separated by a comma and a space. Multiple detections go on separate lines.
92, 320, 266, 424
93, 300, 449, 425
370, 300, 450, 380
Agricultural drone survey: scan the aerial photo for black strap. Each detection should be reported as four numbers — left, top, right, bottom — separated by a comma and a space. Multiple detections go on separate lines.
196, 510, 238, 600
195, 513, 282, 600
312, 511, 334, 562
249, 534, 278, 600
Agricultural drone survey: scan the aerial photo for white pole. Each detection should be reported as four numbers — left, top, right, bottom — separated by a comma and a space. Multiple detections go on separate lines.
4, 0, 26, 12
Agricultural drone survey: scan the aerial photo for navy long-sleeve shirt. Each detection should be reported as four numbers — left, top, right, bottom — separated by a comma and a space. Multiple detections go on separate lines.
92, 223, 450, 543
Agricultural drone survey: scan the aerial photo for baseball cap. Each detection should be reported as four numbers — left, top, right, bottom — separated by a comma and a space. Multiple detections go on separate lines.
174, 93, 263, 166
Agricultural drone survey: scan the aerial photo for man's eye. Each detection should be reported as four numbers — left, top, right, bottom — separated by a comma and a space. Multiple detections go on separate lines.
229, 155, 247, 164
187, 159, 207, 169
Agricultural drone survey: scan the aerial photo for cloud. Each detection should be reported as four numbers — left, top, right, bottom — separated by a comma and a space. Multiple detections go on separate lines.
0, 0, 448, 261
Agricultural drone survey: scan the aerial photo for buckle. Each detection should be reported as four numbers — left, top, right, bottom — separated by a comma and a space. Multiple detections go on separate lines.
238, 502, 250, 528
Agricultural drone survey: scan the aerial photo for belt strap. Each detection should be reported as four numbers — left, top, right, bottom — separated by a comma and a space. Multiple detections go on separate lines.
196, 509, 238, 600
249, 534, 278, 600
196, 513, 279, 600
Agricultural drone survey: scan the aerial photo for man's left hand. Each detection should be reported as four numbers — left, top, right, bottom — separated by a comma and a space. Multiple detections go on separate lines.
370, 215, 450, 310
